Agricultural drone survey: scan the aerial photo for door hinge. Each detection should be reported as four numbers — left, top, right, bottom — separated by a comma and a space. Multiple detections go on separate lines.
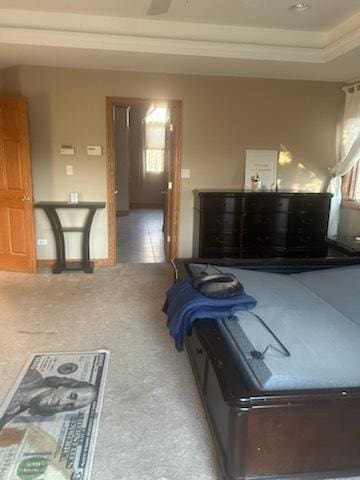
169, 123, 174, 132
168, 181, 173, 190
167, 235, 171, 243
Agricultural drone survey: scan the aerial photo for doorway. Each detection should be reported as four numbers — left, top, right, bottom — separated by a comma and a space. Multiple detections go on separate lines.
106, 97, 182, 264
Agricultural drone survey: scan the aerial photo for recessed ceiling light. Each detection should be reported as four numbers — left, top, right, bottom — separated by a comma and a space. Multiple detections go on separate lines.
290, 2, 311, 12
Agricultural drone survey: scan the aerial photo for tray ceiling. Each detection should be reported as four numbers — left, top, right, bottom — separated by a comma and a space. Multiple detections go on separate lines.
0, 1, 360, 81
0, 0, 359, 31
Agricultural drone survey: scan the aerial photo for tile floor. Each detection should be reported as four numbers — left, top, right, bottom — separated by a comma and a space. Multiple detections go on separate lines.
116, 208, 166, 263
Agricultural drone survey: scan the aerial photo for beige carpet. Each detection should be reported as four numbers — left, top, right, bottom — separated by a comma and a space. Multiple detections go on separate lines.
0, 264, 218, 480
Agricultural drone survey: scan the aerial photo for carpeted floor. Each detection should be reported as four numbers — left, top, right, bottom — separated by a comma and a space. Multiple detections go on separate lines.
0, 264, 218, 480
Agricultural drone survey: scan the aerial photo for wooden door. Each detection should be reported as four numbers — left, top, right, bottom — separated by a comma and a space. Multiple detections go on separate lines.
0, 96, 36, 272
163, 109, 174, 261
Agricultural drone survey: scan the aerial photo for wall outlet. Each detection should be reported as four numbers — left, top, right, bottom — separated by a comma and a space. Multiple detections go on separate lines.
66, 165, 74, 176
37, 239, 48, 246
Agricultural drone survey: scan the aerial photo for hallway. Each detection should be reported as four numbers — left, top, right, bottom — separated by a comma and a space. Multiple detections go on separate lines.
116, 208, 166, 263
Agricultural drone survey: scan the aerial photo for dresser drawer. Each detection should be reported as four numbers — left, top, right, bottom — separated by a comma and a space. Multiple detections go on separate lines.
287, 230, 325, 247
187, 327, 207, 386
201, 195, 244, 213
286, 246, 328, 257
201, 246, 240, 258
242, 230, 287, 247
291, 196, 331, 214
203, 212, 241, 233
244, 213, 288, 232
202, 231, 240, 248
242, 246, 287, 258
245, 196, 290, 213
290, 213, 329, 230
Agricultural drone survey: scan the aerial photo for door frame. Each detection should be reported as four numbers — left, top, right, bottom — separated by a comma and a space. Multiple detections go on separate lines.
106, 96, 182, 265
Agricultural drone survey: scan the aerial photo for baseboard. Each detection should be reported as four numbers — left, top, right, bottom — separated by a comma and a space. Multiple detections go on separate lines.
37, 258, 111, 268
116, 210, 129, 217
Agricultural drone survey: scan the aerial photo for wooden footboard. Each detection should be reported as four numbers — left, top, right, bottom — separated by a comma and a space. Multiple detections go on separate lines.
186, 324, 360, 479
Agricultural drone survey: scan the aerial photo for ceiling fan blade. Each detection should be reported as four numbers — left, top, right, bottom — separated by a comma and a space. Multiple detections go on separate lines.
147, 0, 172, 16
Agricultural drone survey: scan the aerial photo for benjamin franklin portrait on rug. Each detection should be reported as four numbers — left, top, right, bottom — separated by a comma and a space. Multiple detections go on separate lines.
0, 368, 97, 431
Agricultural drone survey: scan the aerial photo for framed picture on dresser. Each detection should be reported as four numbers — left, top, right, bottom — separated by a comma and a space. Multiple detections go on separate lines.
245, 149, 278, 191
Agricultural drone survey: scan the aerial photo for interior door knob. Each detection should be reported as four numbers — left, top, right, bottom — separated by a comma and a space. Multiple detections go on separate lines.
114, 190, 119, 194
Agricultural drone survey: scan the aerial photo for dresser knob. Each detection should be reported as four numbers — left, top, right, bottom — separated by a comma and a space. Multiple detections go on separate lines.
256, 235, 270, 244
300, 235, 312, 244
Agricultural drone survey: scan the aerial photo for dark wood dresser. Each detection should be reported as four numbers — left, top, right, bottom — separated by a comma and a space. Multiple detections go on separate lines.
193, 190, 332, 258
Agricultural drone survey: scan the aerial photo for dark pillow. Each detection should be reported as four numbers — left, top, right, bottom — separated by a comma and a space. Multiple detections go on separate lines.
192, 274, 244, 299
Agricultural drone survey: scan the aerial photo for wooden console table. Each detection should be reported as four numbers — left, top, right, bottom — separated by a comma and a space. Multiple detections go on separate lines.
35, 201, 106, 273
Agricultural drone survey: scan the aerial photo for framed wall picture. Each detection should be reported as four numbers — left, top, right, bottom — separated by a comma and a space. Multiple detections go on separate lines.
245, 149, 278, 191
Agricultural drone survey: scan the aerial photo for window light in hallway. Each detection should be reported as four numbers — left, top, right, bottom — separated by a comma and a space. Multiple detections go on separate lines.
144, 107, 168, 173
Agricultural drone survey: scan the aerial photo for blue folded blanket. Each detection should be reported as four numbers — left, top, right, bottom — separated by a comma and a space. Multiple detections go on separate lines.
163, 278, 257, 351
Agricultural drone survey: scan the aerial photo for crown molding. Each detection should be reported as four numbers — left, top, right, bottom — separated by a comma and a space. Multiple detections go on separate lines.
0, 9, 326, 47
0, 27, 324, 63
327, 10, 360, 45
324, 25, 360, 62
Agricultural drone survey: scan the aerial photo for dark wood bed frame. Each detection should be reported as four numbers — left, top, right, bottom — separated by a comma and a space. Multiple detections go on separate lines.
172, 257, 360, 480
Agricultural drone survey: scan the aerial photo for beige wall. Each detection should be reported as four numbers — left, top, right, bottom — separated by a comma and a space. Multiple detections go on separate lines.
2, 65, 345, 259
1, 67, 21, 95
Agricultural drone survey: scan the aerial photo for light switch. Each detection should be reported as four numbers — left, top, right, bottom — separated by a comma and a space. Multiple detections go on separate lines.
181, 169, 191, 179
66, 165, 74, 176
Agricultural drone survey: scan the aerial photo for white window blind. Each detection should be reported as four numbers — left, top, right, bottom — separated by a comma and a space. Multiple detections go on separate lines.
144, 107, 167, 174
145, 149, 164, 173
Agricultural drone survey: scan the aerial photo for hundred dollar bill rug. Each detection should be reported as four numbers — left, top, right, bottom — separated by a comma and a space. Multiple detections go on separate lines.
0, 350, 109, 480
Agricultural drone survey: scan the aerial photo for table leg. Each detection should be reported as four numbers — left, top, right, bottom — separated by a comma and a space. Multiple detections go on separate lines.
43, 207, 66, 273
82, 208, 97, 273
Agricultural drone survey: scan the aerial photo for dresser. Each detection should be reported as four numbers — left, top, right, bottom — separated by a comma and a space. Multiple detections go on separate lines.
193, 190, 332, 258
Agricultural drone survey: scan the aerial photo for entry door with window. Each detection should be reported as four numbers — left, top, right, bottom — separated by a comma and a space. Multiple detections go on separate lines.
0, 97, 36, 272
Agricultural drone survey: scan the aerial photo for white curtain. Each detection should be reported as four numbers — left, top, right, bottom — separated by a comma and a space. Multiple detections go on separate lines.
327, 87, 360, 236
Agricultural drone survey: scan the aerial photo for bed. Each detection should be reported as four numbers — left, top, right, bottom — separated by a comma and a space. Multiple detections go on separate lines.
172, 257, 360, 480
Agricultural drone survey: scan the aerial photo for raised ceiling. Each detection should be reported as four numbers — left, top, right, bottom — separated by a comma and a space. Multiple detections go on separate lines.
1, 0, 360, 81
